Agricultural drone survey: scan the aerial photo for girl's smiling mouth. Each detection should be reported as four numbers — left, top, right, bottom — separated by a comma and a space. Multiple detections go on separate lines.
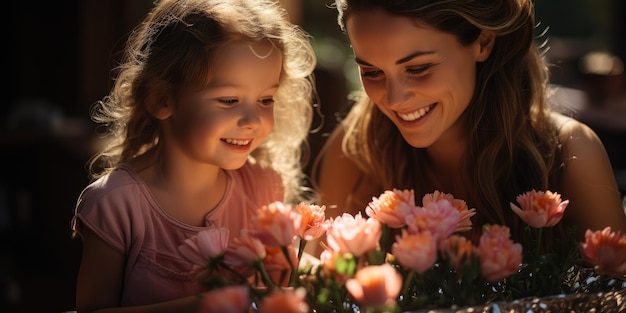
221, 138, 253, 151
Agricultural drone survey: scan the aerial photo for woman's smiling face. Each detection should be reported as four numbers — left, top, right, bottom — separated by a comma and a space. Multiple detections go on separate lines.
346, 9, 490, 148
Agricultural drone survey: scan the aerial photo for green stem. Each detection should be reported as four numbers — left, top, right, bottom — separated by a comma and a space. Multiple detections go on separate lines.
401, 270, 416, 299
282, 245, 298, 287
297, 238, 307, 264
219, 263, 248, 283
255, 260, 277, 289
535, 227, 543, 257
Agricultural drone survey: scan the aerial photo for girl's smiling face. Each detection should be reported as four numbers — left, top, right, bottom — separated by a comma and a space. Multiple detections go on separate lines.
346, 9, 491, 148
160, 40, 282, 170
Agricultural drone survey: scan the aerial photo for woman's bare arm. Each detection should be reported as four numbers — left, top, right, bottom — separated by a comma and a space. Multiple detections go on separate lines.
555, 114, 626, 240
315, 127, 380, 218
305, 126, 382, 258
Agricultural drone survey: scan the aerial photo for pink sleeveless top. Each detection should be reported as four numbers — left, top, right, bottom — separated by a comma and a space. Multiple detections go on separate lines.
72, 162, 283, 306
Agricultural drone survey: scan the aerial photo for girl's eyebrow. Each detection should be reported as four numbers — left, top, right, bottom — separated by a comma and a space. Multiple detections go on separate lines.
354, 50, 436, 66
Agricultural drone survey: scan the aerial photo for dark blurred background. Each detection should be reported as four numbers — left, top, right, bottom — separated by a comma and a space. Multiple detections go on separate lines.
1, 1, 624, 312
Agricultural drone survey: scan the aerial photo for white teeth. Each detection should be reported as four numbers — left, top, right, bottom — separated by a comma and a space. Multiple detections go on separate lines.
397, 104, 433, 122
224, 138, 251, 146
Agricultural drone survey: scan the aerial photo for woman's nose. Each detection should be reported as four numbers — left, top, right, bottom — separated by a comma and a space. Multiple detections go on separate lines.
385, 77, 411, 108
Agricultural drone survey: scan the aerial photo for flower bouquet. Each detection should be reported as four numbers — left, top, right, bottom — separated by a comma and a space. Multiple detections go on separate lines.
178, 189, 626, 313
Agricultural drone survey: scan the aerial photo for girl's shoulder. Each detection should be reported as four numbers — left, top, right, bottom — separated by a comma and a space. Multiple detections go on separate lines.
80, 164, 144, 199
73, 164, 156, 251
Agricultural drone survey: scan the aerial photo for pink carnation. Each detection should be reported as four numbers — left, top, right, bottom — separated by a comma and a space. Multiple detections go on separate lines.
251, 201, 301, 247
392, 229, 437, 273
326, 212, 381, 257
423, 190, 475, 232
293, 202, 328, 241
580, 227, 626, 278
366, 189, 415, 228
477, 225, 522, 282
345, 263, 402, 309
510, 189, 568, 228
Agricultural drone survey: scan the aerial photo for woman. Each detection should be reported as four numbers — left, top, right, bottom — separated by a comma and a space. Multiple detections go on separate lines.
313, 0, 626, 247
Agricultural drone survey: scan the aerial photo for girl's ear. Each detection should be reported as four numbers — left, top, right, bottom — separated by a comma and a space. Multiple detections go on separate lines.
476, 31, 496, 62
146, 95, 173, 120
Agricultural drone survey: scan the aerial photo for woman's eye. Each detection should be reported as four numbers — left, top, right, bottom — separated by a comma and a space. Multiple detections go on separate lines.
361, 69, 383, 78
407, 64, 432, 75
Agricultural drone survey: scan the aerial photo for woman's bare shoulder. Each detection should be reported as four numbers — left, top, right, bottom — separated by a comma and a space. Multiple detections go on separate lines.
551, 112, 604, 154
549, 112, 626, 237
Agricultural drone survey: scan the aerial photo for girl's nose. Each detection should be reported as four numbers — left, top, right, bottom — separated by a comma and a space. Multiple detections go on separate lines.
237, 104, 261, 129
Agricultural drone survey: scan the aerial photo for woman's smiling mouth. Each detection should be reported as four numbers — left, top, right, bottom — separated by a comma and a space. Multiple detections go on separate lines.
397, 103, 436, 122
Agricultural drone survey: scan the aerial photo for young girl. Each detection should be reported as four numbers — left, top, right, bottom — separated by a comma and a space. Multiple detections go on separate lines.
71, 0, 316, 312
313, 0, 626, 249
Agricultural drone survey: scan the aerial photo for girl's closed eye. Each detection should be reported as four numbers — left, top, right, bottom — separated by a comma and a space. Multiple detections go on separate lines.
217, 98, 239, 107
258, 97, 275, 107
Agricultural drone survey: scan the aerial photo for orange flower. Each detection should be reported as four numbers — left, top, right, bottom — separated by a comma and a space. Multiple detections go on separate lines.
366, 189, 415, 228
580, 227, 626, 278
477, 225, 522, 282
439, 234, 476, 273
326, 213, 381, 257
391, 229, 437, 273
423, 190, 476, 232
293, 202, 328, 241
199, 285, 250, 313
258, 287, 309, 313
345, 263, 402, 309
510, 190, 569, 228
251, 201, 301, 247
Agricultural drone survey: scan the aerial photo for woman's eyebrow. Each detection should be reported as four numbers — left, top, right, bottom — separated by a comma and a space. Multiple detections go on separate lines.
354, 50, 436, 66
396, 51, 435, 64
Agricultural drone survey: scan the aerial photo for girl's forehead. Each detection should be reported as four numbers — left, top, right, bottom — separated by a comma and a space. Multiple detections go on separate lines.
216, 39, 277, 61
